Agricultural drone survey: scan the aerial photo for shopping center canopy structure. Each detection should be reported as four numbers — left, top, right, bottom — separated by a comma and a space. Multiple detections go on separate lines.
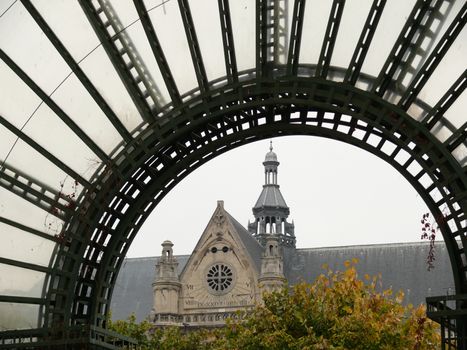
0, 0, 466, 348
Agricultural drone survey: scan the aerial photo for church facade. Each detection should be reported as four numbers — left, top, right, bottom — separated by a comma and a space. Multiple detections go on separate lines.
151, 144, 292, 327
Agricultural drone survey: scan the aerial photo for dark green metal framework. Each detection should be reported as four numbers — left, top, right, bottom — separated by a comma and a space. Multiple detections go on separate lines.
0, 0, 465, 348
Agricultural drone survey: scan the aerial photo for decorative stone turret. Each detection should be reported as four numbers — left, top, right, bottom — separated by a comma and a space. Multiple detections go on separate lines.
152, 240, 181, 325
258, 235, 285, 293
248, 142, 296, 247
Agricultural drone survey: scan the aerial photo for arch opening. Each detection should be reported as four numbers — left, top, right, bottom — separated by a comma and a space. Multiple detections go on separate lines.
44, 81, 465, 331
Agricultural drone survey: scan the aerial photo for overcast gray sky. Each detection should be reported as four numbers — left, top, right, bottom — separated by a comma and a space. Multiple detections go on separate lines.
128, 136, 432, 258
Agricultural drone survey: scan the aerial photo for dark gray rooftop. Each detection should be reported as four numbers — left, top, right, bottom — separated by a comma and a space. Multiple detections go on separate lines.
111, 241, 454, 322
253, 185, 289, 210
226, 212, 264, 272
110, 255, 189, 322
283, 242, 454, 306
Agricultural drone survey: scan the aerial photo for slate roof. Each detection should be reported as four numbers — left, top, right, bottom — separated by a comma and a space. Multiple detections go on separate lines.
282, 242, 454, 306
110, 255, 189, 322
226, 212, 264, 272
111, 241, 454, 322
253, 185, 289, 209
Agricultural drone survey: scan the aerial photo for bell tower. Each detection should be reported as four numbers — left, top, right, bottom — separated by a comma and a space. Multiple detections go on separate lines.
248, 142, 296, 247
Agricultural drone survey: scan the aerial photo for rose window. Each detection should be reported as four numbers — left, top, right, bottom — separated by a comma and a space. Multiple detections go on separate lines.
206, 264, 234, 293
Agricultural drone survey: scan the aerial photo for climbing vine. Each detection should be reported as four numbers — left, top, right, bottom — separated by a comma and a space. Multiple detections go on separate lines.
420, 213, 437, 271
44, 177, 79, 244
420, 208, 447, 271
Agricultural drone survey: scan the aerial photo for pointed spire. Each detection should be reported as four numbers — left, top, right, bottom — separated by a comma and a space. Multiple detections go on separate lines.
249, 143, 296, 248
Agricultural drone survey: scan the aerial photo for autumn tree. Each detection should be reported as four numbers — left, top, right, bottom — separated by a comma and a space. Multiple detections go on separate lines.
219, 260, 440, 349
109, 260, 440, 349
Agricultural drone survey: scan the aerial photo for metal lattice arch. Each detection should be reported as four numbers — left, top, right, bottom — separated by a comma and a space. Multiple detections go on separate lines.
0, 0, 465, 347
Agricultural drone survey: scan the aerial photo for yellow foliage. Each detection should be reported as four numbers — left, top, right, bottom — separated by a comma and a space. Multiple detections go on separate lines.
221, 260, 440, 349
108, 261, 440, 349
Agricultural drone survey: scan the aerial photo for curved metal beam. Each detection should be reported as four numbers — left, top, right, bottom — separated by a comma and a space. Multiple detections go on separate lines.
178, 0, 209, 95
43, 78, 466, 330
218, 0, 238, 84
256, 0, 269, 79
287, 0, 306, 76
134, 0, 182, 107
344, 0, 386, 85
315, 0, 345, 78
78, 0, 156, 121
0, 0, 465, 344
20, 0, 133, 144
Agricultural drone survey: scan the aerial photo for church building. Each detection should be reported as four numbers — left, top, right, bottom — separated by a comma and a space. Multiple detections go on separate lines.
150, 143, 292, 327
110, 145, 455, 326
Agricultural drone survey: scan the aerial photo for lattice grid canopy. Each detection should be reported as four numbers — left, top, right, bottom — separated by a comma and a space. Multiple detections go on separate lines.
0, 0, 465, 346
